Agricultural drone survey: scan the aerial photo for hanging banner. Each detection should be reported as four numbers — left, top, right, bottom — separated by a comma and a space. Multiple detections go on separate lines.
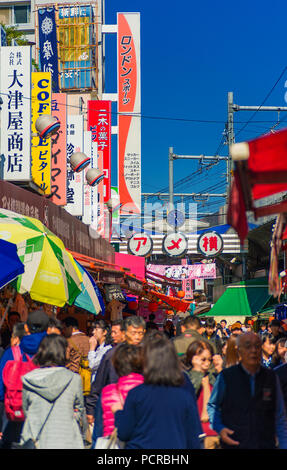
38, 7, 60, 92
31, 72, 52, 194
117, 12, 141, 215
48, 93, 67, 205
0, 46, 32, 181
65, 114, 84, 216
82, 131, 92, 225
147, 264, 217, 280
87, 100, 111, 203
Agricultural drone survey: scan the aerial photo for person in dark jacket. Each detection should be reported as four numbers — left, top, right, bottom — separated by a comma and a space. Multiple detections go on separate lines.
202, 317, 222, 355
0, 310, 49, 448
207, 332, 287, 449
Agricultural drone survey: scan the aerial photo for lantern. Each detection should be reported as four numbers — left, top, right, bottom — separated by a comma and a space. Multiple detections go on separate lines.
86, 168, 105, 187
70, 152, 91, 172
128, 301, 138, 311
177, 290, 185, 298
35, 115, 60, 139
148, 302, 158, 312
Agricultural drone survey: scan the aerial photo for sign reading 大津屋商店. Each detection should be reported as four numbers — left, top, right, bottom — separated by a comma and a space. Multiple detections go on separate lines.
0, 47, 32, 182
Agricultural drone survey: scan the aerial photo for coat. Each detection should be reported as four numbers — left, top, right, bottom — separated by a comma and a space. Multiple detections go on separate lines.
20, 367, 87, 449
66, 332, 90, 373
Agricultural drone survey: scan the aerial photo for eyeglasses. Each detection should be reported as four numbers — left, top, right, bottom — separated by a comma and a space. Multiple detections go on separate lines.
201, 357, 212, 362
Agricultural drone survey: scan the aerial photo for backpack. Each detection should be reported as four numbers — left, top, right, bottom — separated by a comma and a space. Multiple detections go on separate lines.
2, 346, 38, 422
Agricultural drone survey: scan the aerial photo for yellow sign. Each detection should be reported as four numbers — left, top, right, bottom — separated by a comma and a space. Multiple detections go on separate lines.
31, 72, 52, 194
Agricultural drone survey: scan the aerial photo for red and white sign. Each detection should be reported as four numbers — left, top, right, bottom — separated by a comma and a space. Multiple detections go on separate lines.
162, 232, 188, 258
197, 231, 224, 257
147, 263, 216, 280
87, 100, 111, 203
128, 233, 153, 257
50, 93, 67, 205
117, 13, 141, 215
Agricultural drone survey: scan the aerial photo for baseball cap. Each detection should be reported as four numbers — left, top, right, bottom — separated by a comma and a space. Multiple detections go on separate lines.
26, 310, 49, 333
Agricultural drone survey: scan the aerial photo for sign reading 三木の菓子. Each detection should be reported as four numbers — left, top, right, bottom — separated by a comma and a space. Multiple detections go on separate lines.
0, 47, 32, 181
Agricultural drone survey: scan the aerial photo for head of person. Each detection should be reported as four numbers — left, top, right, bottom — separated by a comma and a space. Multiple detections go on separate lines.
205, 318, 216, 337
260, 322, 268, 331
111, 320, 125, 345
7, 311, 21, 332
47, 317, 63, 335
269, 319, 281, 337
225, 334, 240, 367
220, 319, 227, 329
92, 319, 112, 345
143, 332, 184, 387
230, 322, 243, 337
112, 342, 143, 377
261, 332, 277, 358
33, 334, 68, 368
273, 337, 287, 364
11, 322, 27, 347
181, 316, 202, 334
236, 332, 262, 373
25, 310, 49, 335
124, 316, 146, 345
186, 340, 214, 373
62, 316, 79, 338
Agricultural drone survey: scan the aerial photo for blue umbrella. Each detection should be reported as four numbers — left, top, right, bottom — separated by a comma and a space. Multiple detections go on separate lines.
74, 260, 105, 315
0, 239, 25, 289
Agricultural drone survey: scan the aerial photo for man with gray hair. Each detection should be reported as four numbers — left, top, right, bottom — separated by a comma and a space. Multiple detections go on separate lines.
207, 332, 287, 449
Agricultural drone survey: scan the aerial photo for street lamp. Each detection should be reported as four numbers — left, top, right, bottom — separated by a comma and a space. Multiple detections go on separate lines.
35, 115, 61, 139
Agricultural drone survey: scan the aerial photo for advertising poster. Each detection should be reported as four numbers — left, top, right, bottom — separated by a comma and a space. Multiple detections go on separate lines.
65, 114, 84, 216
49, 93, 67, 205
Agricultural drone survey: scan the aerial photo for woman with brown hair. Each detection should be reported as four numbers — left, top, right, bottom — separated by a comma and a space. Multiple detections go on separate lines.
111, 333, 202, 449
224, 334, 240, 368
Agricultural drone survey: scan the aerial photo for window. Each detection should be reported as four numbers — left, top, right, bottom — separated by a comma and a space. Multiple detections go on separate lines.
0, 7, 11, 24
14, 5, 31, 24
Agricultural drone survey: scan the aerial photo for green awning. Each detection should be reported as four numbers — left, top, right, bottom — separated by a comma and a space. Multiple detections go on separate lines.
202, 277, 275, 317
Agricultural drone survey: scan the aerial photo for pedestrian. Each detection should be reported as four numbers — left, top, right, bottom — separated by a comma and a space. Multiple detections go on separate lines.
145, 314, 159, 333
202, 318, 223, 355
47, 317, 63, 335
258, 321, 268, 337
269, 319, 286, 342
270, 338, 287, 369
0, 310, 49, 448
219, 319, 231, 338
163, 320, 175, 339
173, 316, 204, 358
223, 334, 240, 368
207, 332, 287, 449
88, 320, 113, 383
261, 333, 277, 368
112, 333, 202, 449
19, 334, 87, 449
185, 340, 221, 449
62, 316, 90, 374
10, 322, 27, 347
92, 342, 144, 448
0, 311, 21, 349
229, 322, 243, 337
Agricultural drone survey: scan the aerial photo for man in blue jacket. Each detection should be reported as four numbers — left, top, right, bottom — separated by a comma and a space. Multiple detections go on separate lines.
0, 309, 49, 448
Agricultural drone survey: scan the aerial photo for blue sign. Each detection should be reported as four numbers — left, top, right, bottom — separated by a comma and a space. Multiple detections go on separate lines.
38, 7, 60, 92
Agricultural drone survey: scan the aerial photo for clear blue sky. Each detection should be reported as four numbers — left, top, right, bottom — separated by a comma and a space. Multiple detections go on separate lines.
104, 0, 287, 215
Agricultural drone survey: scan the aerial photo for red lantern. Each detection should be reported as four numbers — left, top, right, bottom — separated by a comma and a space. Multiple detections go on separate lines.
128, 301, 138, 311
177, 290, 185, 298
167, 309, 174, 316
148, 302, 158, 312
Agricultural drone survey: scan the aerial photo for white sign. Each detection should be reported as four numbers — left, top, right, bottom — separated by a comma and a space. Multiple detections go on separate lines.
197, 231, 224, 257
0, 46, 32, 181
65, 115, 84, 216
128, 232, 153, 257
162, 232, 188, 257
82, 131, 92, 225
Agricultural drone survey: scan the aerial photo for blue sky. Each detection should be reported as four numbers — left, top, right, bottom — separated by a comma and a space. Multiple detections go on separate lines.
104, 0, 287, 216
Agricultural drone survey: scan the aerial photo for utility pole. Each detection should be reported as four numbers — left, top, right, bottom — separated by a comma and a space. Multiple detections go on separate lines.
169, 147, 174, 207
227, 91, 235, 190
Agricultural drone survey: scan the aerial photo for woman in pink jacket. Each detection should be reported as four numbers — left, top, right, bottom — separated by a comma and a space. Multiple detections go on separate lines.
92, 342, 144, 446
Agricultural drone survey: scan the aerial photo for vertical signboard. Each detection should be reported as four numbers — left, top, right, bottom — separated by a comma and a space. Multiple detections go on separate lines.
38, 7, 60, 92
82, 130, 92, 224
0, 46, 32, 181
49, 93, 67, 205
65, 114, 84, 216
31, 72, 52, 194
117, 13, 141, 215
87, 100, 111, 203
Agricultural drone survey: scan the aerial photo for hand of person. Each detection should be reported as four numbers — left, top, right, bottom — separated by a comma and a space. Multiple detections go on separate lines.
213, 354, 223, 373
86, 414, 95, 425
201, 375, 210, 387
220, 427, 240, 446
89, 336, 97, 351
111, 403, 123, 414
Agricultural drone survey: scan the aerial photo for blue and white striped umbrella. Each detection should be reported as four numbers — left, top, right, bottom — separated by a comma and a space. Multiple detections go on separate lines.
74, 260, 105, 315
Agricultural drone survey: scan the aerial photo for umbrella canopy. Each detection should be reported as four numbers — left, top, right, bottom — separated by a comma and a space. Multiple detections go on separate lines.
74, 260, 105, 315
0, 208, 82, 307
0, 239, 25, 289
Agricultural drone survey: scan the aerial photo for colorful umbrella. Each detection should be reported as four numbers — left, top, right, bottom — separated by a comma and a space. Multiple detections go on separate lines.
0, 239, 25, 289
74, 260, 105, 316
0, 209, 82, 307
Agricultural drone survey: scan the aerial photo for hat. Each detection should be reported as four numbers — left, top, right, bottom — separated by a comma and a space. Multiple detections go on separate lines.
231, 322, 242, 331
26, 310, 49, 333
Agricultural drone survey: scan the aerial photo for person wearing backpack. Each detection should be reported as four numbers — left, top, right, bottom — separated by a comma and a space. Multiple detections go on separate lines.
0, 310, 49, 449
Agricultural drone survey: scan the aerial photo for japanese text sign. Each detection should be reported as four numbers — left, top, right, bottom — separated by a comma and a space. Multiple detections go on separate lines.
117, 13, 141, 215
147, 264, 216, 280
128, 232, 153, 257
0, 47, 32, 181
87, 100, 111, 203
31, 72, 52, 194
38, 7, 60, 92
197, 231, 224, 257
162, 232, 188, 258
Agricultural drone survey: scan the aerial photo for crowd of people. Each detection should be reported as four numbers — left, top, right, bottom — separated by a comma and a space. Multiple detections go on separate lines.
0, 308, 287, 449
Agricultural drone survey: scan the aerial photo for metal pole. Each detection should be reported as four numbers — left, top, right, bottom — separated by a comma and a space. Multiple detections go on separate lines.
169, 147, 174, 208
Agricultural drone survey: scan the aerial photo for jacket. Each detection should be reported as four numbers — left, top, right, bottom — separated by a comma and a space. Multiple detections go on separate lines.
202, 331, 222, 355
173, 329, 203, 357
20, 367, 86, 449
66, 332, 90, 373
101, 373, 144, 436
0, 331, 47, 401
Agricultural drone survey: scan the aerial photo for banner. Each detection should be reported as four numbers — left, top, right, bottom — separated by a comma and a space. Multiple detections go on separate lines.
82, 131, 92, 225
117, 13, 141, 215
31, 72, 52, 194
0, 47, 32, 181
147, 264, 217, 280
49, 93, 67, 205
38, 7, 60, 92
87, 100, 111, 203
65, 114, 84, 216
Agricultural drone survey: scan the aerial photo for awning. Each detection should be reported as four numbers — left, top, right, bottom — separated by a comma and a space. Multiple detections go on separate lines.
202, 277, 275, 317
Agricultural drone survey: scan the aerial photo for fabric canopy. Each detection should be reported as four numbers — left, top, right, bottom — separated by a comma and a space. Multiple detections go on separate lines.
202, 278, 274, 317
